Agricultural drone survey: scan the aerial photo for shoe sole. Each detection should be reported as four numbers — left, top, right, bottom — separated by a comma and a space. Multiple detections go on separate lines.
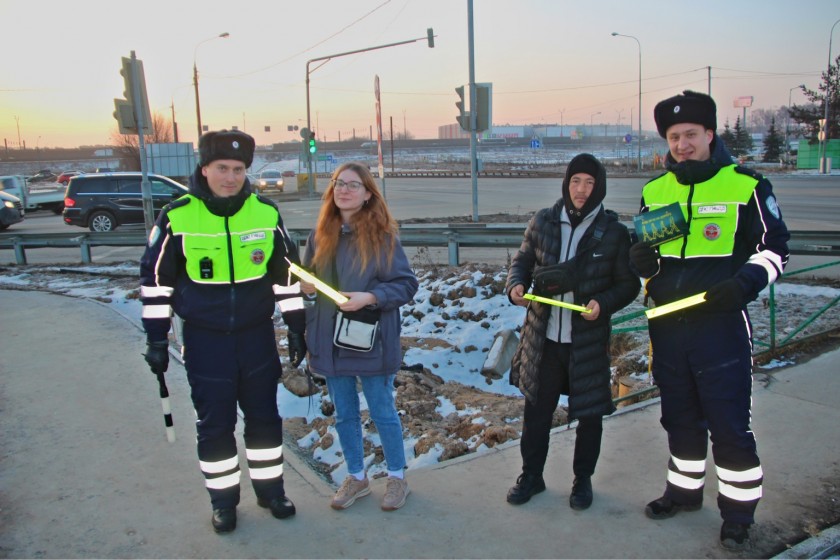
506, 483, 546, 505
330, 486, 372, 510
720, 538, 750, 551
381, 487, 410, 511
569, 498, 593, 511
644, 502, 702, 520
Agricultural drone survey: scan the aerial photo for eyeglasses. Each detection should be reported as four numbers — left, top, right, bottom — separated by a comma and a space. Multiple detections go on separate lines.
332, 179, 364, 192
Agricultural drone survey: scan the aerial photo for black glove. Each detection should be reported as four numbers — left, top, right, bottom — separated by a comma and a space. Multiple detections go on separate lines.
703, 279, 745, 312
287, 331, 307, 368
629, 241, 659, 277
144, 340, 169, 375
533, 263, 578, 296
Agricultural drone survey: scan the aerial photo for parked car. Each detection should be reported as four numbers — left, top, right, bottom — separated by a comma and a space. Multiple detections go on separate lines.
0, 190, 24, 230
254, 169, 284, 192
57, 170, 82, 185
27, 169, 58, 183
62, 172, 187, 232
0, 174, 64, 213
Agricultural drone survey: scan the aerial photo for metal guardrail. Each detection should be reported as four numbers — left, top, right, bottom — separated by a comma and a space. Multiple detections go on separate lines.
1, 227, 840, 265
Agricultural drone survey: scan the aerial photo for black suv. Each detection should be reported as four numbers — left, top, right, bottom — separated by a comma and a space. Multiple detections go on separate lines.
63, 172, 188, 232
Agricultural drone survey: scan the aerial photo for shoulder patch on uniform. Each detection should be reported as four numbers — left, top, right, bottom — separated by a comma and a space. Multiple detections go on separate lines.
765, 195, 780, 219
734, 165, 763, 180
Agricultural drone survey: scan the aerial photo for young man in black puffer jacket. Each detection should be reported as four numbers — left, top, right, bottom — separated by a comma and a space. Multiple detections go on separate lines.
505, 153, 640, 510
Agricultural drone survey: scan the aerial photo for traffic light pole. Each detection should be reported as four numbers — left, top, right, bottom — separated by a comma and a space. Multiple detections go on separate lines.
129, 51, 154, 236
467, 0, 478, 222
305, 29, 436, 197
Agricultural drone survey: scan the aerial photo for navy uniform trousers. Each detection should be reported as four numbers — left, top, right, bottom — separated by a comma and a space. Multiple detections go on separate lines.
649, 310, 762, 525
182, 319, 287, 510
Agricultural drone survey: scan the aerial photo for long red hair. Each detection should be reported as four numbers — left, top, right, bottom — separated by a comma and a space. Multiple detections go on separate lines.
310, 162, 398, 274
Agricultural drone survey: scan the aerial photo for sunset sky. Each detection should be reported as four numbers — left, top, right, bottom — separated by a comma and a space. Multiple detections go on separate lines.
1, 0, 834, 149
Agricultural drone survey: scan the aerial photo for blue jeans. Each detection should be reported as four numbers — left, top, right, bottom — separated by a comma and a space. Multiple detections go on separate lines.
326, 374, 406, 475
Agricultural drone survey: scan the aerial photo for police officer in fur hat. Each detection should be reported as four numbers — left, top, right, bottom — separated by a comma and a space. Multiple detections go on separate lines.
629, 91, 790, 550
140, 130, 308, 533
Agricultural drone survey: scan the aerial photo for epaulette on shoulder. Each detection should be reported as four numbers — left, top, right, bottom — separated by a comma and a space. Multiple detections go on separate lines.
167, 197, 191, 211
734, 165, 763, 181
254, 193, 279, 210
644, 171, 668, 185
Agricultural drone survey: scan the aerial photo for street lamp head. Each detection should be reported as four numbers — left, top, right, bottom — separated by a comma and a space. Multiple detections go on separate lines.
219, 32, 230, 39
611, 32, 619, 36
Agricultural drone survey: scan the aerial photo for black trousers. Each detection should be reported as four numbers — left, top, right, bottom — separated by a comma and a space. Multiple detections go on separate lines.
183, 320, 286, 510
520, 339, 603, 478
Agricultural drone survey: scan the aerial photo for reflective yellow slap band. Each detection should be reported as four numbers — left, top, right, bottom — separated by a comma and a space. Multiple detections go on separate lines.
285, 259, 349, 304
644, 292, 708, 319
524, 293, 592, 313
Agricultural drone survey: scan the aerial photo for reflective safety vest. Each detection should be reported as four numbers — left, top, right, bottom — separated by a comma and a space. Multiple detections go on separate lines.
643, 166, 757, 259
167, 195, 278, 284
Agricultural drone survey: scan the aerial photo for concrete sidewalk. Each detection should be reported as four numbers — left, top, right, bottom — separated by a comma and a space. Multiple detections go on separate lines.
1, 289, 838, 559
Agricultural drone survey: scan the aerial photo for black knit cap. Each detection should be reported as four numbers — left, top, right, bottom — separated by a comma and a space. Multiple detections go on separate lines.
654, 90, 717, 138
199, 129, 255, 168
562, 153, 606, 226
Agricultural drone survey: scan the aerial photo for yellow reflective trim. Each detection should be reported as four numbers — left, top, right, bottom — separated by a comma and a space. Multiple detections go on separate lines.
246, 445, 283, 461
719, 481, 762, 502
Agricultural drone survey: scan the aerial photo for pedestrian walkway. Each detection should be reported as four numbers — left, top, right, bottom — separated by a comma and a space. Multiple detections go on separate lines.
1, 289, 838, 559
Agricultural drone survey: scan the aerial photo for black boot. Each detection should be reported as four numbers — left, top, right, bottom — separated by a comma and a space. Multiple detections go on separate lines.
211, 507, 237, 533
720, 521, 751, 551
569, 476, 593, 510
258, 495, 296, 519
644, 495, 702, 519
506, 472, 546, 505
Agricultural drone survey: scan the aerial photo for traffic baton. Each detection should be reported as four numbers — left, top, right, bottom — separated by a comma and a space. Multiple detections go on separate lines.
156, 371, 176, 443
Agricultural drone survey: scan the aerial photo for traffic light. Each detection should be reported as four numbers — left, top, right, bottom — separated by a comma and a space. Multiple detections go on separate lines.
308, 132, 317, 154
455, 86, 470, 131
113, 55, 151, 134
475, 83, 492, 133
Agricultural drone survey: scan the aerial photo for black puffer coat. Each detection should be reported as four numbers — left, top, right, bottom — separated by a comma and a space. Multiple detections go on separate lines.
506, 204, 640, 419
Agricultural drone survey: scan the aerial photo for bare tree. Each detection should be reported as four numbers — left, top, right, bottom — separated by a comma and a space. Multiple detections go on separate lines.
110, 112, 174, 171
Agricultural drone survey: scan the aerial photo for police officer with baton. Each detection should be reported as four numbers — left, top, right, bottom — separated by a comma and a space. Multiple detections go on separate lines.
140, 130, 307, 534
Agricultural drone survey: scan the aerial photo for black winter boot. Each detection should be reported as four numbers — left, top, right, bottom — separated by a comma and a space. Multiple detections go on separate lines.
258, 495, 296, 519
644, 495, 702, 519
720, 521, 751, 551
506, 472, 546, 505
211, 507, 237, 533
569, 476, 593, 510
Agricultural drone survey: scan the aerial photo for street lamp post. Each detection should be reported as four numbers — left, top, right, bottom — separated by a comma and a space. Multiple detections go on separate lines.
612, 32, 642, 171
786, 84, 805, 166
820, 18, 840, 174
590, 111, 601, 139
305, 28, 435, 196
559, 108, 564, 138
193, 32, 230, 142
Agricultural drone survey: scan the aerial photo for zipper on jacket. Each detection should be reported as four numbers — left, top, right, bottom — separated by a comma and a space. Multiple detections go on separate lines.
225, 215, 236, 332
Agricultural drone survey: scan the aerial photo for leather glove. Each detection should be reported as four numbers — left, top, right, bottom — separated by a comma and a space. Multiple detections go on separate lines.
287, 331, 307, 368
703, 279, 745, 312
629, 241, 659, 278
144, 340, 169, 375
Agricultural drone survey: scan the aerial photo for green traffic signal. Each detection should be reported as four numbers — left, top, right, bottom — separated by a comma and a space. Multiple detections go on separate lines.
308, 138, 317, 154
